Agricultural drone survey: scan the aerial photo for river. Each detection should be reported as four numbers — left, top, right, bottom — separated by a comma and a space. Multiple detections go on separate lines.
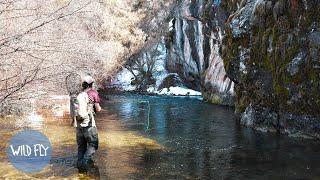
0, 95, 319, 179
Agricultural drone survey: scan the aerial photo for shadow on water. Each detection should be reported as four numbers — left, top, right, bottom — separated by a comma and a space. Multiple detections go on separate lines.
0, 94, 319, 179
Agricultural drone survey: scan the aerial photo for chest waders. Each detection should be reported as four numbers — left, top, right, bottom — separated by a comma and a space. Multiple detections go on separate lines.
65, 73, 99, 170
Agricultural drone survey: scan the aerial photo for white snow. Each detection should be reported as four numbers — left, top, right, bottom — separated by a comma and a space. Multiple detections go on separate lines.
240, 62, 247, 74
146, 86, 156, 93
157, 86, 202, 96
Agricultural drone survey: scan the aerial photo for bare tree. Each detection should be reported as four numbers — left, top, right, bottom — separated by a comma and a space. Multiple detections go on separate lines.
125, 43, 164, 91
0, 0, 173, 115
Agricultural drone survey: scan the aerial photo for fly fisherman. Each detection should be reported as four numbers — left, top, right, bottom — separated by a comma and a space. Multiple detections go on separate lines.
70, 75, 101, 172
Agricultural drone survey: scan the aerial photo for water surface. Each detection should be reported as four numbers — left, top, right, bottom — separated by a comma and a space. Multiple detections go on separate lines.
0, 95, 319, 179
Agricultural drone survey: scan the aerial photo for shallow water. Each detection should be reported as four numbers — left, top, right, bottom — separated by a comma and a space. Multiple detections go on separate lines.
0, 94, 320, 179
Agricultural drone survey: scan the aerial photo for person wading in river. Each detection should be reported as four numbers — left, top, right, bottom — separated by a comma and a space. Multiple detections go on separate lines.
71, 75, 102, 172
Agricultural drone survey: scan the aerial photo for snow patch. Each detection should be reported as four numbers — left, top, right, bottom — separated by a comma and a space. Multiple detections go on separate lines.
158, 86, 202, 96
240, 62, 247, 74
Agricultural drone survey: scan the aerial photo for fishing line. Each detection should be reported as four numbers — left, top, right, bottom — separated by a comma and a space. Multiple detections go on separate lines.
137, 100, 150, 131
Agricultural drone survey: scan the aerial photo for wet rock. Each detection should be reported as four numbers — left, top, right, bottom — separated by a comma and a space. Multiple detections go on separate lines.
279, 113, 320, 139
241, 105, 278, 131
202, 89, 234, 106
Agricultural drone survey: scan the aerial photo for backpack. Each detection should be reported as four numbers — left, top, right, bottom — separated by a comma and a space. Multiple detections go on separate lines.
66, 73, 96, 127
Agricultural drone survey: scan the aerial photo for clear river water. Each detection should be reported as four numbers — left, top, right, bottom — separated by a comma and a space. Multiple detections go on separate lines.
0, 94, 319, 179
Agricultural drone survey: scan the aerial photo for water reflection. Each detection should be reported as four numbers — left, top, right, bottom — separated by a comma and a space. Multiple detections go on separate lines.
102, 95, 320, 179
100, 96, 236, 179
119, 102, 134, 120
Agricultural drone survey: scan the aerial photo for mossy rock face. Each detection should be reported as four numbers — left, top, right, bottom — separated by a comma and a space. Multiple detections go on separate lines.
222, 0, 320, 138
169, 0, 320, 138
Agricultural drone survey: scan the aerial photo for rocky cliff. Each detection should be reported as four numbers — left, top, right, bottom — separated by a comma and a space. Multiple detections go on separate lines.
167, 0, 320, 138
166, 0, 234, 106
113, 0, 320, 138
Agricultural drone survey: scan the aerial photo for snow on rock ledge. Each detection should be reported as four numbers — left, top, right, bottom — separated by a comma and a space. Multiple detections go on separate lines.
157, 86, 202, 96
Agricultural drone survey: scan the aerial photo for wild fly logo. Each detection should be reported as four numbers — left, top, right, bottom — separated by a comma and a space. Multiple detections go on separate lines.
7, 130, 52, 173
10, 144, 50, 157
